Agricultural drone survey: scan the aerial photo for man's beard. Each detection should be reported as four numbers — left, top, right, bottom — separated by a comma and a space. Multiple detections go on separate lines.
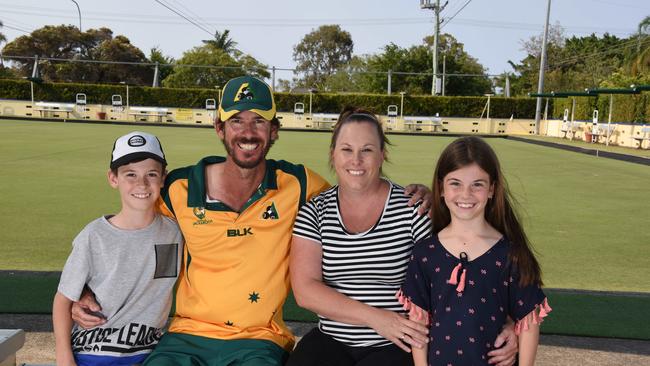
222, 135, 273, 169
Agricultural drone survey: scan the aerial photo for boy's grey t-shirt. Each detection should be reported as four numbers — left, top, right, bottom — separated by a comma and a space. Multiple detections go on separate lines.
58, 214, 182, 360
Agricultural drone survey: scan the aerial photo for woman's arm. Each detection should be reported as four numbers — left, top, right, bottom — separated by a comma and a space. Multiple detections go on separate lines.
290, 235, 428, 352
52, 292, 77, 366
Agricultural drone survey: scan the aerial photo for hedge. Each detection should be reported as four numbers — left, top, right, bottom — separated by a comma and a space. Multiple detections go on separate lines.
1, 78, 539, 118
552, 93, 649, 123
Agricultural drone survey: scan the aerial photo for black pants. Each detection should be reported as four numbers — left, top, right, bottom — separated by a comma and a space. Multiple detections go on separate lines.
286, 328, 413, 366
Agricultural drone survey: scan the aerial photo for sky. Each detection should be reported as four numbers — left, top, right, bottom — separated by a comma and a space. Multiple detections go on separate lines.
1, 0, 648, 82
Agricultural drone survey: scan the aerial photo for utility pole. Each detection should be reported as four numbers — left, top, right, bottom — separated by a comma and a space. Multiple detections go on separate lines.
421, 0, 445, 95
534, 0, 552, 134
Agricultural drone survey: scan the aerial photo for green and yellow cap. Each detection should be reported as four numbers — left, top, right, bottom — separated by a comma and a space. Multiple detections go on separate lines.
218, 76, 276, 121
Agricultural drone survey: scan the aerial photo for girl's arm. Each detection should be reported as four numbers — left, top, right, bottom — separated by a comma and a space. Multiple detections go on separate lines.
290, 235, 429, 352
52, 291, 77, 366
518, 321, 540, 366
406, 306, 429, 366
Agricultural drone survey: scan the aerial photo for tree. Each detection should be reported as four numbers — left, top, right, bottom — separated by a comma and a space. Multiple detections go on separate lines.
293, 25, 353, 90
0, 21, 13, 79
0, 20, 6, 44
149, 46, 175, 84
162, 44, 269, 88
424, 34, 492, 95
1, 25, 150, 84
637, 15, 650, 53
93, 35, 149, 83
328, 34, 491, 96
202, 29, 238, 54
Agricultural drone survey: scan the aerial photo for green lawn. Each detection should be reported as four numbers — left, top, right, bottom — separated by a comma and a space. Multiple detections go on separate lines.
1, 119, 649, 294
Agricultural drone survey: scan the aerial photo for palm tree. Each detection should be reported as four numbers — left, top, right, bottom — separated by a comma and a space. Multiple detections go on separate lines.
637, 16, 650, 53
202, 29, 238, 54
0, 21, 7, 44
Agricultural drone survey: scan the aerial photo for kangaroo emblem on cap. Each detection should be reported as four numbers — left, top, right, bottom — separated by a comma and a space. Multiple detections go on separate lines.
235, 83, 254, 101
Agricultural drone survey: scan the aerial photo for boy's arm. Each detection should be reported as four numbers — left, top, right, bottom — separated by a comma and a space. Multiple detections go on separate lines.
53, 292, 77, 366
517, 322, 540, 366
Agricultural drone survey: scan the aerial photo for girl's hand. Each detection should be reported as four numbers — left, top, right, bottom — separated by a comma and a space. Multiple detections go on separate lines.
367, 308, 429, 352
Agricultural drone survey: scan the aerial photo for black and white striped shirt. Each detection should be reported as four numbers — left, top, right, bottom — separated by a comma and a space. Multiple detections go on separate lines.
292, 180, 431, 347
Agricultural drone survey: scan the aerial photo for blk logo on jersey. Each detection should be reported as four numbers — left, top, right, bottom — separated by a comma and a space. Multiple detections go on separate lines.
192, 207, 213, 226
227, 227, 253, 237
262, 202, 279, 220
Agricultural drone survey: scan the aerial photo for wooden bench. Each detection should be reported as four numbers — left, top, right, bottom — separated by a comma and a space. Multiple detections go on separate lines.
403, 116, 443, 132
632, 126, 650, 149
33, 102, 75, 119
311, 113, 338, 129
128, 106, 169, 123
560, 121, 579, 139
0, 329, 25, 366
597, 124, 617, 144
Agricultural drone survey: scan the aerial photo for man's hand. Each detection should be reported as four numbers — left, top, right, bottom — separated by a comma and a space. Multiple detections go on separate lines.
487, 321, 518, 366
71, 287, 106, 329
404, 184, 432, 216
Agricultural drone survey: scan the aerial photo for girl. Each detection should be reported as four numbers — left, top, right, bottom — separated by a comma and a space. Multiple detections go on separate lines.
397, 136, 551, 366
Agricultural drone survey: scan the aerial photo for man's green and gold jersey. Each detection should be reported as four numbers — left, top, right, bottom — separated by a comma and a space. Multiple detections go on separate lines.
159, 156, 329, 351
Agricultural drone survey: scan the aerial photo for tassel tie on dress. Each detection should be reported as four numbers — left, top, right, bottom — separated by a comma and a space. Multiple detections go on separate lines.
448, 252, 469, 292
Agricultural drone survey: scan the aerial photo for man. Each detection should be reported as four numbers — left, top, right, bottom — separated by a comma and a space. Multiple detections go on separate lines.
73, 76, 517, 365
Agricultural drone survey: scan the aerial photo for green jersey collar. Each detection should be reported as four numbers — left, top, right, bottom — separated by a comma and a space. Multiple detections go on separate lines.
187, 156, 278, 212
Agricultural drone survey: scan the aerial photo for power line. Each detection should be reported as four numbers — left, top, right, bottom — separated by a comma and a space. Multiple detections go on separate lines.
589, 0, 650, 11
167, 0, 214, 35
152, 0, 213, 36
0, 23, 32, 34
440, 0, 473, 29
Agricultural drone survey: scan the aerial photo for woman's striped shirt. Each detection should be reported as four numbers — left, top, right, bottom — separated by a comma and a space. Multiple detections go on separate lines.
292, 180, 431, 347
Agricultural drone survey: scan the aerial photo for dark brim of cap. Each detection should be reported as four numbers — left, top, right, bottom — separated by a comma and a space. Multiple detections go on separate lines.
110, 152, 167, 170
219, 101, 275, 121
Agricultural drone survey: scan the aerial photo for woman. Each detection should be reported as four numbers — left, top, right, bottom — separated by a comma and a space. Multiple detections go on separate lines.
288, 107, 518, 366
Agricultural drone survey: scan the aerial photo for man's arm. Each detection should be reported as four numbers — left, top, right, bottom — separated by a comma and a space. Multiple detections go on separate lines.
70, 286, 106, 329
487, 320, 518, 366
404, 184, 433, 216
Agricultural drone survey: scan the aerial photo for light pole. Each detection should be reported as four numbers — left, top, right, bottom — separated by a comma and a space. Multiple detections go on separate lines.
120, 82, 129, 110
399, 92, 406, 119
534, 0, 552, 135
70, 0, 82, 32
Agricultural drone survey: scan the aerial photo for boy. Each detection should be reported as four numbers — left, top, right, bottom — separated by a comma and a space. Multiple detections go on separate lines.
53, 131, 183, 366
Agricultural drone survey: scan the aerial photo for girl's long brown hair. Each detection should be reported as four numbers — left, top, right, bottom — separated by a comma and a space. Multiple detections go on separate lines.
431, 136, 542, 287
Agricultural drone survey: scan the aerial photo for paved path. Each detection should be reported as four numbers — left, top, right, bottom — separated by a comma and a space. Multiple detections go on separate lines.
3, 314, 649, 365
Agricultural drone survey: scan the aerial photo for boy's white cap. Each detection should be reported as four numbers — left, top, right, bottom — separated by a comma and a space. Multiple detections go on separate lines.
110, 131, 166, 170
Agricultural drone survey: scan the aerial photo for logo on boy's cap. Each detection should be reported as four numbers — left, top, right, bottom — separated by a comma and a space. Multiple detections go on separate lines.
127, 135, 146, 147
110, 131, 166, 170
218, 76, 276, 122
